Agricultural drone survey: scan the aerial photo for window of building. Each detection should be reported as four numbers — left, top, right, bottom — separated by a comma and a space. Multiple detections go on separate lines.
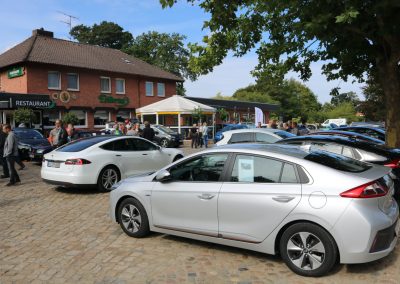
67, 73, 79, 91
116, 78, 125, 94
116, 110, 131, 122
100, 77, 111, 93
157, 83, 165, 97
43, 110, 60, 129
145, 81, 153, 96
48, 71, 61, 90
94, 110, 109, 127
69, 110, 87, 127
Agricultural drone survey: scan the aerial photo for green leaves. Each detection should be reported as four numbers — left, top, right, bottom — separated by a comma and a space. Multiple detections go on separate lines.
335, 8, 360, 24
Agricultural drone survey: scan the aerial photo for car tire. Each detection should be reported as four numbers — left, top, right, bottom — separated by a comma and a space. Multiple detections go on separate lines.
160, 138, 169, 148
117, 197, 150, 238
279, 222, 338, 277
97, 166, 120, 192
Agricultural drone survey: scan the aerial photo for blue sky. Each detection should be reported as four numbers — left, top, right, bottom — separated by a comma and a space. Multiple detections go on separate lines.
0, 0, 364, 103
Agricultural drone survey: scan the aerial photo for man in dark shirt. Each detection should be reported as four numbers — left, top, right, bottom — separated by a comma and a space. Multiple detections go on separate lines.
142, 121, 155, 142
0, 124, 10, 178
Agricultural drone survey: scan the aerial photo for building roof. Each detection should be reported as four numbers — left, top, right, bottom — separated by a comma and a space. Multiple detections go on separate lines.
0, 30, 183, 82
136, 95, 216, 114
188, 97, 279, 112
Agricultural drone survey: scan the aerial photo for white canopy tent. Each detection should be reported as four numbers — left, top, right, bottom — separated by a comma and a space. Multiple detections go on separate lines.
136, 95, 216, 134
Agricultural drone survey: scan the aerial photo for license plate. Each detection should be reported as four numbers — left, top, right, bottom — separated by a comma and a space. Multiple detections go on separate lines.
47, 161, 60, 168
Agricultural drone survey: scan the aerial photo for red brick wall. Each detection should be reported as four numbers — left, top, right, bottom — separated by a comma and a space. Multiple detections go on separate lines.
0, 67, 28, 93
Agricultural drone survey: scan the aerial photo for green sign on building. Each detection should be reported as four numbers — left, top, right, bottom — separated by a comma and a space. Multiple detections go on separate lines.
7, 67, 24, 79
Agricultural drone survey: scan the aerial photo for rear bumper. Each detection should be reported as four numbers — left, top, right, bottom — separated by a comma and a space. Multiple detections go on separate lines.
42, 179, 94, 188
41, 165, 97, 185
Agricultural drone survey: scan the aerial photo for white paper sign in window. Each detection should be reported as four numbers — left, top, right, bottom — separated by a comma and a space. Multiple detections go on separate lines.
238, 157, 254, 182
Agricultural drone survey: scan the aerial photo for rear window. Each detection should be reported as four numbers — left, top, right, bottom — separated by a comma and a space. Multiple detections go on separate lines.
275, 131, 295, 139
305, 150, 372, 173
57, 136, 112, 152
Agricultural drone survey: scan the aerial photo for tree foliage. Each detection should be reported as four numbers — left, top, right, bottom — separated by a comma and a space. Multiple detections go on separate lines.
160, 0, 400, 146
14, 108, 34, 125
359, 75, 386, 121
70, 21, 133, 49
330, 88, 359, 107
62, 112, 79, 126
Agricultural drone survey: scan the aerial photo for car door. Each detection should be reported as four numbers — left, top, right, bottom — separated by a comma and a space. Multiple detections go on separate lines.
218, 154, 302, 243
110, 138, 142, 177
151, 153, 230, 236
130, 138, 169, 171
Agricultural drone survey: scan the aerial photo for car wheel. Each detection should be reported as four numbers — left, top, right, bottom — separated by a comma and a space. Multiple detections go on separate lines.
279, 222, 338, 277
160, 138, 169, 148
118, 197, 150, 238
97, 166, 120, 192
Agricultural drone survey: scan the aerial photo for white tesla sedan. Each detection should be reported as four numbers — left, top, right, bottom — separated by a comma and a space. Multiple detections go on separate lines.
41, 136, 184, 191
109, 144, 399, 277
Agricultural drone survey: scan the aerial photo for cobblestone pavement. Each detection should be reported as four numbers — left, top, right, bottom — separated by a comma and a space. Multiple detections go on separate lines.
1, 146, 399, 284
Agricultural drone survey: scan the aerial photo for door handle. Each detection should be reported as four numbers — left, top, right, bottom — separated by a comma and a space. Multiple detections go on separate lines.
115, 155, 121, 157
197, 193, 215, 200
272, 196, 295, 203
142, 153, 148, 156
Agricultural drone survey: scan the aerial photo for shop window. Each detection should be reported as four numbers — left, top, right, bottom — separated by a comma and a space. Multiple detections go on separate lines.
157, 83, 165, 97
48, 71, 61, 89
67, 73, 79, 91
145, 82, 153, 96
116, 110, 131, 122
94, 110, 109, 126
43, 110, 60, 128
69, 110, 87, 127
116, 79, 125, 94
100, 77, 111, 93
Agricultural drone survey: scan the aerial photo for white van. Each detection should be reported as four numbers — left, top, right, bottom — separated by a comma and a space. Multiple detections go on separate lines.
321, 118, 348, 128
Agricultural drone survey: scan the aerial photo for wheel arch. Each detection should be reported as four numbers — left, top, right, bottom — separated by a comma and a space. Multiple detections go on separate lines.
273, 219, 340, 261
114, 195, 144, 224
97, 164, 121, 182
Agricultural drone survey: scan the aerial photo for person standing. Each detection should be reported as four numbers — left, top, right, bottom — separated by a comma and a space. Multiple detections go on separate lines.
201, 122, 209, 148
142, 121, 155, 142
66, 123, 77, 142
49, 119, 67, 148
291, 122, 300, 136
2, 124, 20, 186
0, 124, 10, 179
190, 124, 198, 148
198, 123, 204, 148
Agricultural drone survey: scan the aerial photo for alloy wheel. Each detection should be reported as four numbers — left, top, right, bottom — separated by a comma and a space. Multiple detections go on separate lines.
160, 139, 169, 148
102, 168, 118, 190
286, 232, 326, 271
121, 204, 142, 233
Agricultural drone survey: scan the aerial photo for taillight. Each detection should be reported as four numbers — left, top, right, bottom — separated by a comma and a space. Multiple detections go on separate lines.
65, 159, 91, 165
384, 158, 400, 169
340, 180, 388, 198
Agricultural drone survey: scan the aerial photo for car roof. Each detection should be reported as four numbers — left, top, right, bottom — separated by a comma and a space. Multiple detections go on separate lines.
312, 130, 384, 144
223, 128, 283, 135
334, 126, 385, 133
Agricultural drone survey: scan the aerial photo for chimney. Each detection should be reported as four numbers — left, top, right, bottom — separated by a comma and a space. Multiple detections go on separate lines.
32, 28, 54, 38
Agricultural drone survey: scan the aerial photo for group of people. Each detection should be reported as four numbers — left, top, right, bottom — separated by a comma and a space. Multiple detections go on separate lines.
189, 122, 209, 148
256, 119, 308, 136
113, 120, 155, 141
0, 124, 24, 186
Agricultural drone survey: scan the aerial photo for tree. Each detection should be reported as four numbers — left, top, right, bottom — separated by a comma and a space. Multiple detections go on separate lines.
62, 112, 79, 126
330, 88, 359, 107
70, 21, 133, 49
217, 108, 229, 122
359, 76, 386, 122
125, 31, 197, 95
160, 1, 400, 147
14, 108, 34, 126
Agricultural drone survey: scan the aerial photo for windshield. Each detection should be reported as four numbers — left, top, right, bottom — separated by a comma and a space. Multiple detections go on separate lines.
57, 136, 112, 152
155, 125, 175, 134
305, 150, 372, 173
14, 129, 44, 139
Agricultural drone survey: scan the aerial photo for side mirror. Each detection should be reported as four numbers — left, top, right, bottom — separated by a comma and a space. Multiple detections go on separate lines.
155, 169, 171, 182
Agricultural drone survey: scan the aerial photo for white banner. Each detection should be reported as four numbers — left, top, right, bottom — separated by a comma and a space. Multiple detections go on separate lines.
255, 107, 264, 126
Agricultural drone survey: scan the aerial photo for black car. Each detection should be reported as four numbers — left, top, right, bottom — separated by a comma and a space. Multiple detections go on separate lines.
333, 126, 386, 141
141, 125, 183, 148
13, 128, 53, 161
276, 135, 400, 201
311, 130, 385, 144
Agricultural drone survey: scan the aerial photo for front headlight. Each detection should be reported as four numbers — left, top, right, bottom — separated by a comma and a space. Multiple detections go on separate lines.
36, 149, 44, 154
111, 180, 123, 191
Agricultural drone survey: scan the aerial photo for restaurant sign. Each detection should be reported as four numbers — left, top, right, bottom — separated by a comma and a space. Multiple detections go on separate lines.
12, 98, 56, 109
98, 94, 129, 107
7, 67, 25, 79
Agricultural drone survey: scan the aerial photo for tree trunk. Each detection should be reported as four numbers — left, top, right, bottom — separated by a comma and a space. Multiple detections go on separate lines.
377, 60, 400, 148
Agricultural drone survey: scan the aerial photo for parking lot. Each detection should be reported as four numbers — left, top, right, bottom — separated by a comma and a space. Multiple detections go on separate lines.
1, 146, 399, 284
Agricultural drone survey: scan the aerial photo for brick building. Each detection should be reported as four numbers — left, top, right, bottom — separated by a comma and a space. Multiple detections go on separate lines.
0, 29, 182, 130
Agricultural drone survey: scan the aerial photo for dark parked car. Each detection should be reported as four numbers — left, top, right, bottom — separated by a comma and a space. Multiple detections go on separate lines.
146, 125, 183, 148
311, 130, 384, 144
73, 130, 105, 139
276, 135, 400, 202
214, 124, 249, 143
333, 126, 386, 141
12, 128, 53, 161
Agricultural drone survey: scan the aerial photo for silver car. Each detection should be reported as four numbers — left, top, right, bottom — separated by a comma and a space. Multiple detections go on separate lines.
109, 144, 399, 277
215, 128, 295, 146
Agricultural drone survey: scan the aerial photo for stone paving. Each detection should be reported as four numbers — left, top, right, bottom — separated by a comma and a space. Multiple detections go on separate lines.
0, 146, 400, 283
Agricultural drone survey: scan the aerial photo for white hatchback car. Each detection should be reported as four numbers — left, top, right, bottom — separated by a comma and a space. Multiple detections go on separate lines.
215, 128, 295, 146
109, 144, 399, 277
41, 136, 184, 191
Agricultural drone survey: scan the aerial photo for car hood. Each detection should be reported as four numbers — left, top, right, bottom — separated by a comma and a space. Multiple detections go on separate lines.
124, 171, 157, 182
